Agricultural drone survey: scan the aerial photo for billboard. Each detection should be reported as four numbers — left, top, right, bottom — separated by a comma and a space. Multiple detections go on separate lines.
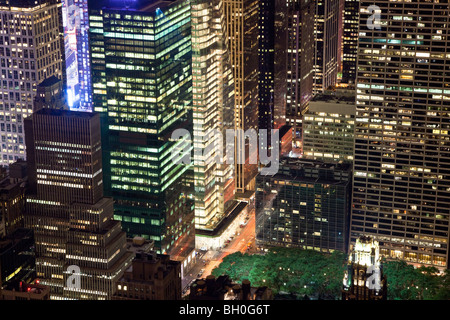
62, 0, 92, 111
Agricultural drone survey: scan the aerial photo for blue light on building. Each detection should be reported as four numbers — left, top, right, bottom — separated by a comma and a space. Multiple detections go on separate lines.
62, 0, 92, 111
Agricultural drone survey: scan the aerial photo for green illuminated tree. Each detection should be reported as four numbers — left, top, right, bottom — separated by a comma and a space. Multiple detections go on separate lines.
211, 247, 347, 299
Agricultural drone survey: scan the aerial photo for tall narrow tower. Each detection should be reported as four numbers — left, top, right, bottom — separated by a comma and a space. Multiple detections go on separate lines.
341, 0, 359, 86
224, 0, 259, 196
313, 0, 340, 94
285, 0, 315, 152
191, 0, 235, 235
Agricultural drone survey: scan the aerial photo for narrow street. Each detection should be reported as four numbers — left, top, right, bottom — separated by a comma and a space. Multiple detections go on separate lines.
181, 212, 256, 295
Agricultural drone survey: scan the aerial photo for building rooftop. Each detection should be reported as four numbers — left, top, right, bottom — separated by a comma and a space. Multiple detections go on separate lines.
38, 75, 61, 88
309, 94, 356, 116
279, 157, 352, 172
259, 157, 352, 184
34, 107, 99, 119
190, 275, 272, 300
0, 0, 56, 9
89, 0, 177, 12
0, 228, 33, 256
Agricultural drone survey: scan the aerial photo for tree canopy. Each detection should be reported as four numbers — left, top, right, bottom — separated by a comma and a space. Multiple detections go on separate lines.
382, 259, 450, 300
212, 247, 347, 299
212, 248, 450, 300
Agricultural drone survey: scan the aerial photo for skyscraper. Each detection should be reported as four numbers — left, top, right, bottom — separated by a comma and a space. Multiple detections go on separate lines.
284, 0, 315, 152
313, 0, 340, 94
258, 0, 290, 150
191, 0, 235, 236
24, 108, 133, 299
90, 0, 196, 273
224, 0, 259, 196
0, 0, 63, 165
256, 158, 352, 253
341, 0, 359, 85
352, 0, 450, 270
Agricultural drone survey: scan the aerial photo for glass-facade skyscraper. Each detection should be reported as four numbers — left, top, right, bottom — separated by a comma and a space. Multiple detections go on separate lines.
191, 0, 235, 235
89, 0, 195, 271
256, 158, 352, 253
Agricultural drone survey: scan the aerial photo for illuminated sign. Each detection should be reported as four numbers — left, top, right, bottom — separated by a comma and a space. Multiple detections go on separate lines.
62, 0, 92, 111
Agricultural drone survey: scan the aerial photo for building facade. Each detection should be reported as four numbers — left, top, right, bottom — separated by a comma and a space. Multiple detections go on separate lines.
258, 0, 289, 146
352, 0, 450, 269
24, 108, 133, 299
0, 160, 27, 238
313, 0, 340, 94
191, 0, 235, 238
90, 0, 196, 272
0, 228, 35, 289
341, 0, 359, 85
189, 275, 272, 300
342, 236, 387, 300
302, 93, 355, 163
256, 158, 352, 253
113, 250, 182, 300
0, 0, 63, 165
33, 75, 67, 111
223, 0, 259, 195
285, 0, 315, 152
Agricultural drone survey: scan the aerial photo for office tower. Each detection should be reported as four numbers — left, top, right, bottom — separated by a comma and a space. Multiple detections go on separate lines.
61, 0, 91, 110
302, 93, 355, 163
0, 0, 63, 165
258, 0, 288, 144
191, 0, 235, 236
258, 0, 274, 140
223, 0, 259, 196
352, 0, 450, 270
342, 236, 387, 300
337, 0, 344, 77
33, 75, 67, 111
256, 158, 352, 253
341, 0, 359, 85
113, 251, 182, 300
24, 108, 133, 299
313, 0, 340, 94
90, 0, 196, 272
285, 0, 315, 152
